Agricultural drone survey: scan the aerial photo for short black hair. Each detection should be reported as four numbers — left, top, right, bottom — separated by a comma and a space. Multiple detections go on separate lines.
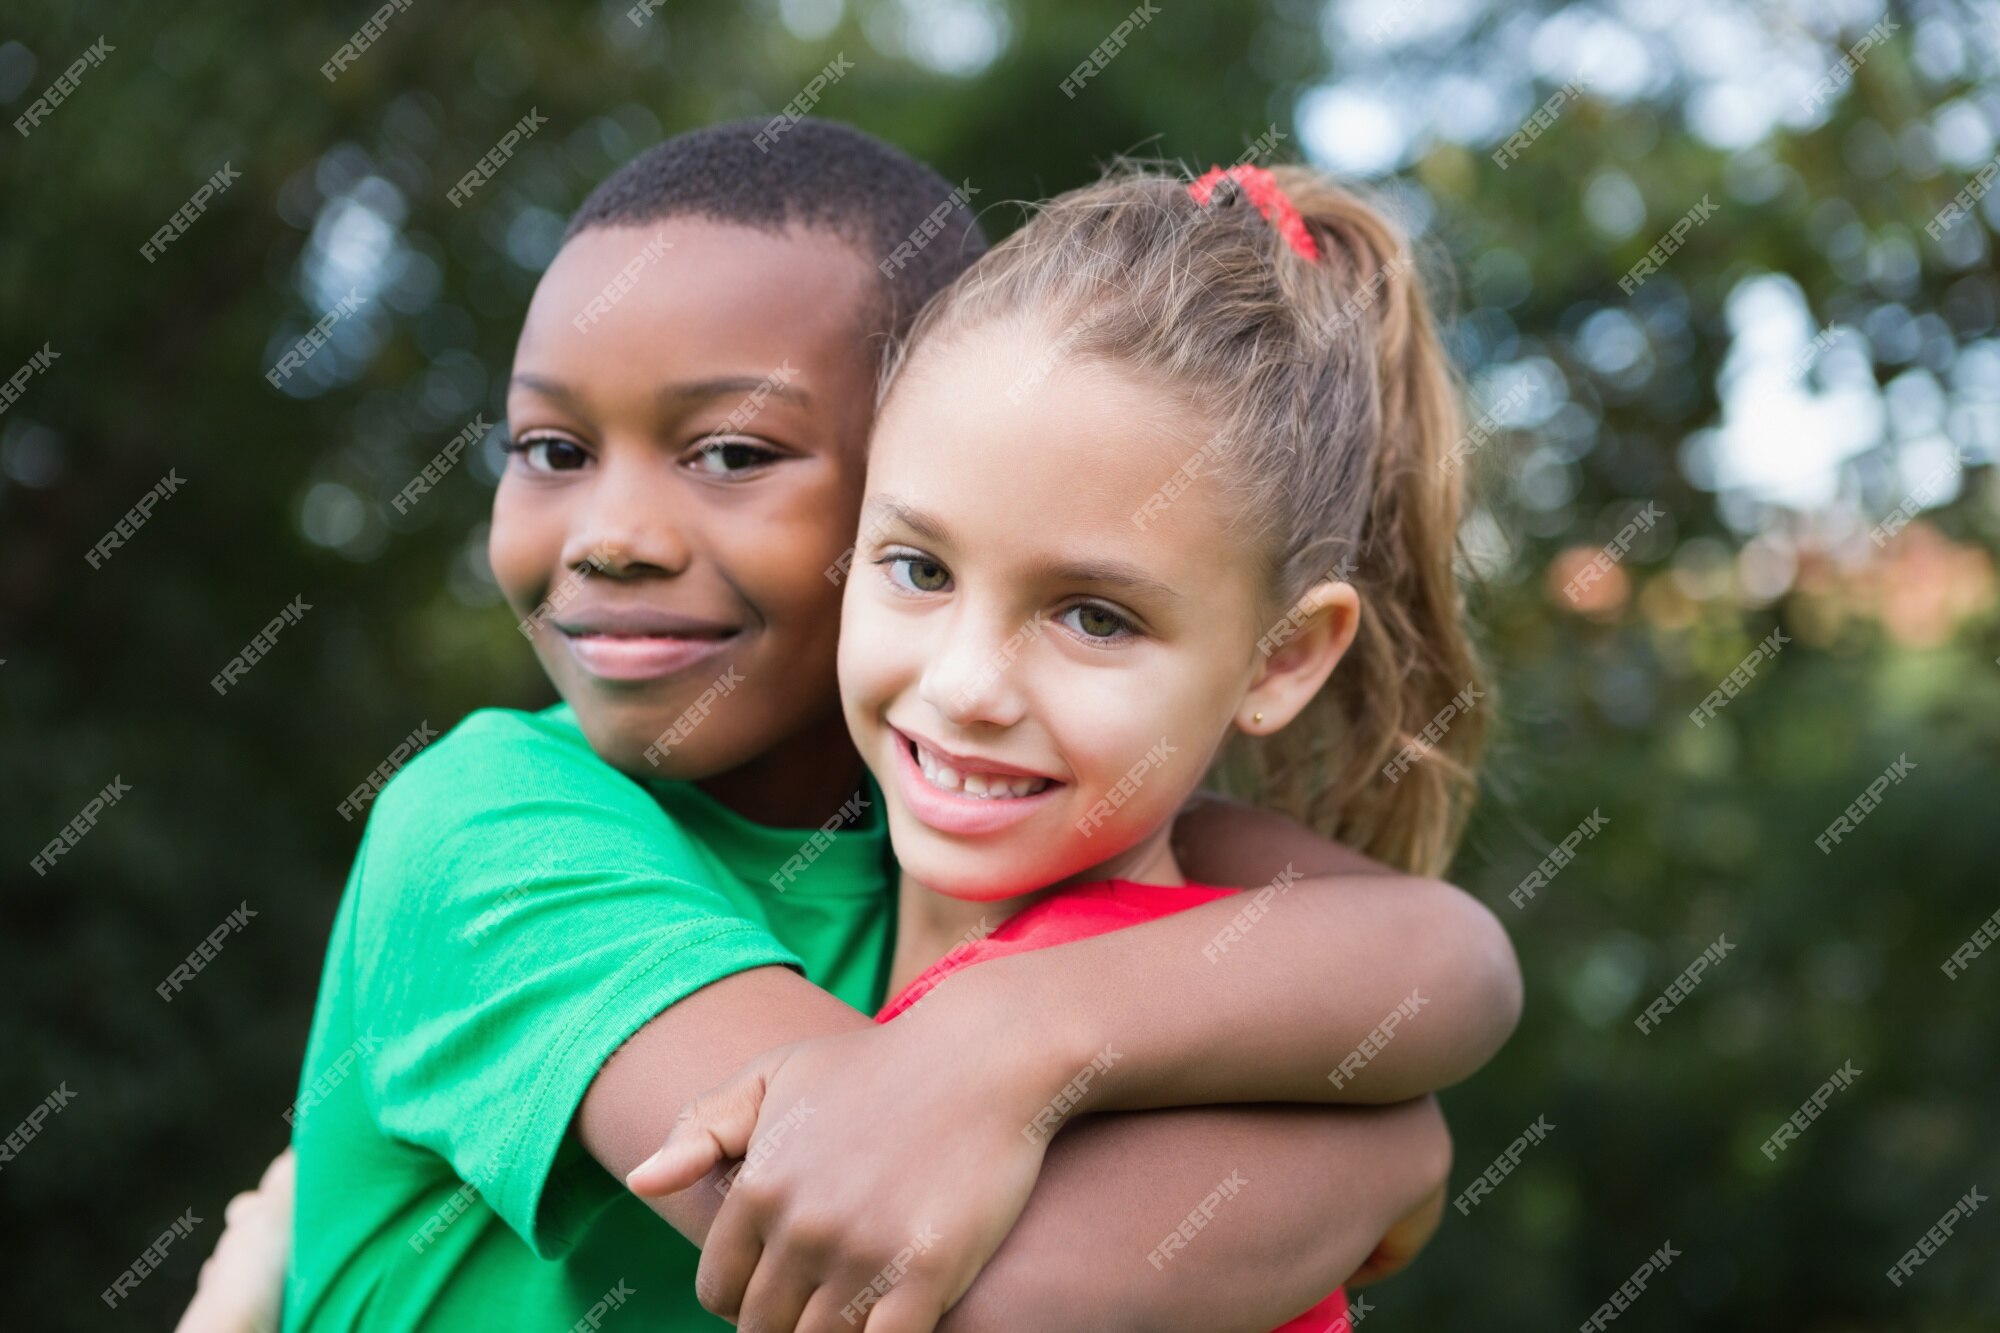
566, 117, 986, 352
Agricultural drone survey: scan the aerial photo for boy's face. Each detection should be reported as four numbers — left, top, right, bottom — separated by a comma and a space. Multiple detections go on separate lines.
494, 221, 878, 781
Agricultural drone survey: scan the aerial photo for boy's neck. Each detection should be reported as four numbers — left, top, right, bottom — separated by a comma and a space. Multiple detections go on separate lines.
886, 826, 1187, 996
694, 710, 869, 830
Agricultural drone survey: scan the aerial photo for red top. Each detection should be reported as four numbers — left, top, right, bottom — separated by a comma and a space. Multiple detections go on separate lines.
875, 878, 1350, 1332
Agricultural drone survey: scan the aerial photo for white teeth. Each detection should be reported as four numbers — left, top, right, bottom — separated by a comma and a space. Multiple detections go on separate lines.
913, 741, 1050, 799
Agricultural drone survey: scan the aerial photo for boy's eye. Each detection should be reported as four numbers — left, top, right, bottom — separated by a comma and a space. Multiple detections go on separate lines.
885, 554, 952, 594
505, 435, 591, 473
687, 437, 781, 476
1060, 602, 1135, 641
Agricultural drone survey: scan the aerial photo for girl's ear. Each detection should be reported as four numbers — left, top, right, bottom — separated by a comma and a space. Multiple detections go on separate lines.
1238, 579, 1361, 735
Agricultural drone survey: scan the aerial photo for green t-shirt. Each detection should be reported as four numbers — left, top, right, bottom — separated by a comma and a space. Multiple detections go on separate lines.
283, 704, 892, 1331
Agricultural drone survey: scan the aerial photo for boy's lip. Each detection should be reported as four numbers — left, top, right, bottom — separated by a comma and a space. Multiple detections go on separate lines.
887, 725, 1064, 837
554, 605, 740, 684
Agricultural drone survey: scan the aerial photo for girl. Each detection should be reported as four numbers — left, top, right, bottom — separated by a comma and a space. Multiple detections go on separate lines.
632, 160, 1494, 1332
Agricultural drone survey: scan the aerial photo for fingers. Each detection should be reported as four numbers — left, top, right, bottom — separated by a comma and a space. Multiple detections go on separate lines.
693, 1188, 766, 1323
851, 1283, 945, 1333
627, 1055, 779, 1197
735, 1250, 817, 1333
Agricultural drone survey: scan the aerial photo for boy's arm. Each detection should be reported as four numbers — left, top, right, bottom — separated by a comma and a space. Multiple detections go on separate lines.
580, 968, 1450, 1331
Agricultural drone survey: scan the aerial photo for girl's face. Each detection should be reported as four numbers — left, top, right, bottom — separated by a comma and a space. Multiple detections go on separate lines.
493, 222, 878, 810
839, 317, 1278, 901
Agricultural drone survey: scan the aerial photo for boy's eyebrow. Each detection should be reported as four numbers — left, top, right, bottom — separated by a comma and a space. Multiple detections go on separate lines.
506, 373, 812, 411
659, 375, 812, 409
866, 496, 1182, 604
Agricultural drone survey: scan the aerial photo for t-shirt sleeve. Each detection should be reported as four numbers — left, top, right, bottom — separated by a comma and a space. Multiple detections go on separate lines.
348, 711, 801, 1258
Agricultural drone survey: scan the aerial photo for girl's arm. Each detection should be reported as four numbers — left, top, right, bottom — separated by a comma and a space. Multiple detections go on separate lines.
173, 1149, 293, 1333
583, 968, 1451, 1332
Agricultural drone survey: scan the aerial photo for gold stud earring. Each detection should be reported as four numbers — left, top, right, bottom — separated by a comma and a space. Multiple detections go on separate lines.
1252, 711, 1264, 724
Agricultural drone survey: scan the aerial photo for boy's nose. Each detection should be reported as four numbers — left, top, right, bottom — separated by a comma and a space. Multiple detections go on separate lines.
562, 464, 693, 577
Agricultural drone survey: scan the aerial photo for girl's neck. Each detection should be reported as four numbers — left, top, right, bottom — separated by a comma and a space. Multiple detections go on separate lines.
887, 823, 1186, 997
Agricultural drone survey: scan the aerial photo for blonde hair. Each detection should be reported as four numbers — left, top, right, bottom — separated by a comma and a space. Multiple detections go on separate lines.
883, 164, 1487, 876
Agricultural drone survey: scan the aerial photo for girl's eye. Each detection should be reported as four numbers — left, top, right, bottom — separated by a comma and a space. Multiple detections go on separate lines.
885, 555, 952, 594
1060, 602, 1135, 641
687, 438, 781, 476
504, 435, 591, 473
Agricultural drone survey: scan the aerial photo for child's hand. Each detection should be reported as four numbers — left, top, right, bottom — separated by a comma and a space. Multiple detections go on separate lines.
626, 990, 1064, 1332
174, 1148, 294, 1333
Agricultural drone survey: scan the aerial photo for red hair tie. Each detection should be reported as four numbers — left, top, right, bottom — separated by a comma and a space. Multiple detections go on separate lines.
1186, 164, 1320, 263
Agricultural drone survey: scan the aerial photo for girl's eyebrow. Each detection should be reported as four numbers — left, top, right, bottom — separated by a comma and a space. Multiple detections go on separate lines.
866, 495, 1180, 603
506, 373, 812, 411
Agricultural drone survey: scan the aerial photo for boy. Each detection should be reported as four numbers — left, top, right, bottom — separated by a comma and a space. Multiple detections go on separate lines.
194, 119, 1517, 1332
